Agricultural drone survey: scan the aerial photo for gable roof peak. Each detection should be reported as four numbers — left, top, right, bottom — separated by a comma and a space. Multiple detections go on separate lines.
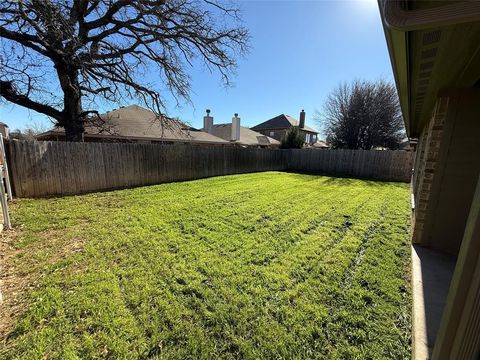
251, 113, 318, 133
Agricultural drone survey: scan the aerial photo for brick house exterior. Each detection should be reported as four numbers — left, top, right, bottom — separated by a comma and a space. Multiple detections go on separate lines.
380, 1, 480, 359
251, 111, 319, 145
410, 92, 480, 255
411, 97, 447, 245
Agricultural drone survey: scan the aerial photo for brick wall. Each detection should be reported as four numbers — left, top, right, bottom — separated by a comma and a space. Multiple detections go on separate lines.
412, 96, 449, 244
257, 128, 318, 145
255, 129, 287, 142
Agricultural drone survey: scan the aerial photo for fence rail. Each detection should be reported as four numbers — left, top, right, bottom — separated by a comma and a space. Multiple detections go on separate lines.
6, 140, 413, 198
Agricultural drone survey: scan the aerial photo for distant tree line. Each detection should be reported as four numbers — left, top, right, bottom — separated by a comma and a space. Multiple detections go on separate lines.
6, 121, 48, 140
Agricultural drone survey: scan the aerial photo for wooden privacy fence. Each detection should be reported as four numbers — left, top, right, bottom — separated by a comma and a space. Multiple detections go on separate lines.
7, 141, 285, 198
6, 140, 413, 198
286, 148, 413, 182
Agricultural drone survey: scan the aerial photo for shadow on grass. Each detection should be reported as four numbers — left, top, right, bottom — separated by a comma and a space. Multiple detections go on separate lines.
284, 171, 406, 187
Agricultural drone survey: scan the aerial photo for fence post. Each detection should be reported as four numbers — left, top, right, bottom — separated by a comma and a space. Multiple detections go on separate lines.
0, 134, 13, 200
0, 176, 11, 229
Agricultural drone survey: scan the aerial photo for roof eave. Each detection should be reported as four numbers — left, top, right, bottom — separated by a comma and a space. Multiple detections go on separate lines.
379, 0, 480, 138
379, 0, 412, 136
37, 131, 230, 145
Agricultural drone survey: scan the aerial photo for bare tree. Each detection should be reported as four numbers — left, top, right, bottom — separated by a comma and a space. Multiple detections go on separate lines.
0, 0, 249, 141
8, 119, 48, 140
315, 80, 405, 150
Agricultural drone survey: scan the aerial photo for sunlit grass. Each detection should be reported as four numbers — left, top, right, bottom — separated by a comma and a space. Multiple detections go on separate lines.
1, 172, 411, 359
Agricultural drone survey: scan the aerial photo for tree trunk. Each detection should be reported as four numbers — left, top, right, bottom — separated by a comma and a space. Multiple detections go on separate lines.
63, 116, 85, 142
63, 91, 84, 142
56, 62, 84, 142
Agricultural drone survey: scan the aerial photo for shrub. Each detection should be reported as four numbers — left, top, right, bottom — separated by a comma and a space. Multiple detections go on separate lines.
280, 127, 304, 149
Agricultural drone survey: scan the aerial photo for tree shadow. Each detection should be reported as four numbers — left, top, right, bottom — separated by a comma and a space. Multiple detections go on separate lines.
285, 171, 404, 187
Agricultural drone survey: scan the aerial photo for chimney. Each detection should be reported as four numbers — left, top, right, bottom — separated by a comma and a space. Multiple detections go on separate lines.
203, 109, 213, 134
299, 109, 306, 129
231, 113, 240, 141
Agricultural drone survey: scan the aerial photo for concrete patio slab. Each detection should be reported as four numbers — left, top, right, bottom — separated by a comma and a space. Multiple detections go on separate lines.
412, 245, 457, 359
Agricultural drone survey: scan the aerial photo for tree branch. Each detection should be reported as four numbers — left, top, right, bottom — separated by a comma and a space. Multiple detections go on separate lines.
0, 26, 51, 58
83, 0, 132, 30
0, 80, 63, 120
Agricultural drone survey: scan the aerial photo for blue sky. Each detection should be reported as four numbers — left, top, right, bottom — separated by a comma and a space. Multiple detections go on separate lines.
1, 0, 393, 137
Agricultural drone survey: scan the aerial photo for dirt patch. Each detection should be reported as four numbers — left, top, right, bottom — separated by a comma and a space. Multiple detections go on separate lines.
0, 227, 29, 343
0, 226, 86, 345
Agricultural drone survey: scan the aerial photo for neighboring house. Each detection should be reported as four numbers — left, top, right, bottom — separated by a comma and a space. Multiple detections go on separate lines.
201, 111, 279, 148
399, 139, 414, 151
36, 105, 229, 146
308, 139, 329, 149
251, 110, 319, 145
380, 1, 480, 359
208, 124, 280, 148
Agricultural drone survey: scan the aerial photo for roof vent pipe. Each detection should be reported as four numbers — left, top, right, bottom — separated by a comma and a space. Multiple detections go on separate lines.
231, 113, 240, 141
299, 110, 306, 129
203, 109, 213, 134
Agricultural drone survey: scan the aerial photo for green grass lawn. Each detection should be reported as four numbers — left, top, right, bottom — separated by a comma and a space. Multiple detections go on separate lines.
1, 172, 411, 359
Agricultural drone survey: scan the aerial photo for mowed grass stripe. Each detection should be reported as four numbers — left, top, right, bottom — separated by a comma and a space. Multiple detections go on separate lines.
2, 172, 411, 359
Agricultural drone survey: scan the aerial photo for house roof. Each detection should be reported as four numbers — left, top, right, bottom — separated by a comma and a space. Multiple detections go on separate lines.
37, 105, 229, 144
310, 140, 329, 148
206, 124, 280, 147
251, 114, 318, 133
